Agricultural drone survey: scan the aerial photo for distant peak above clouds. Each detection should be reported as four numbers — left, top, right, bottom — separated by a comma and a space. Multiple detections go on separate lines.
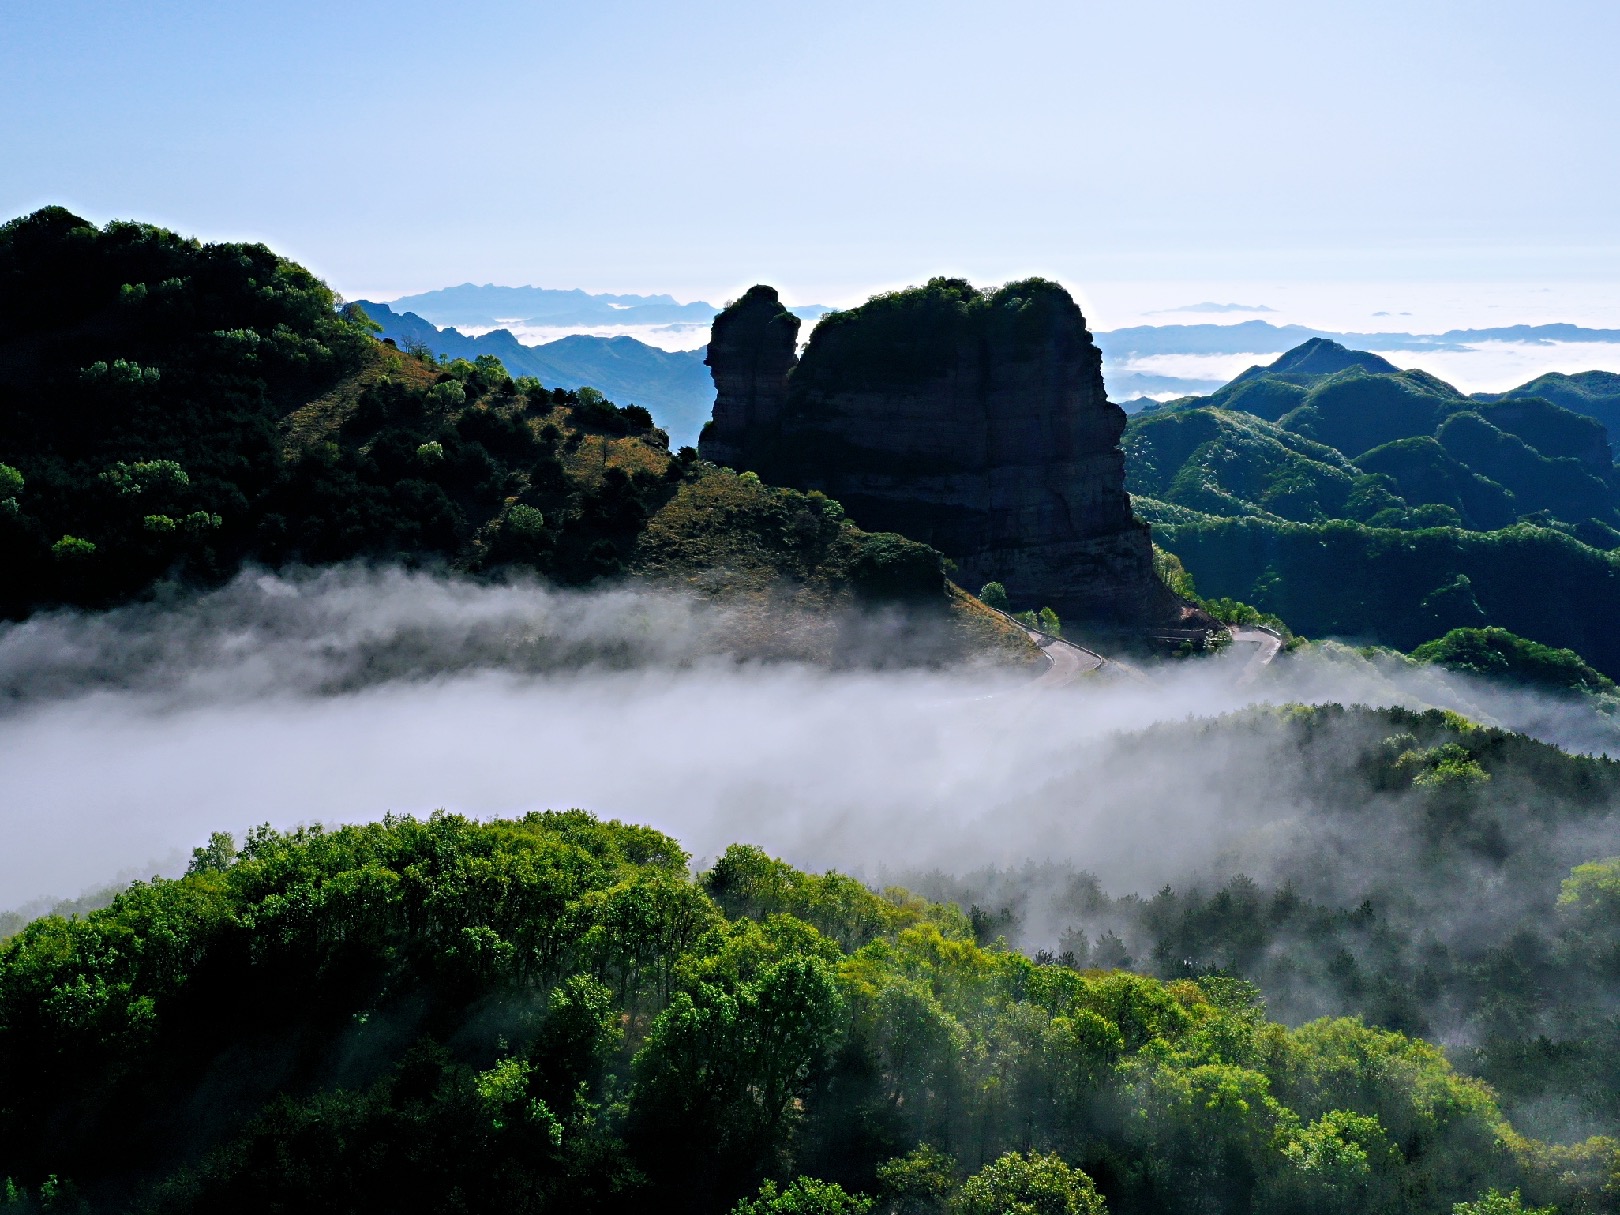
1147, 301, 1277, 315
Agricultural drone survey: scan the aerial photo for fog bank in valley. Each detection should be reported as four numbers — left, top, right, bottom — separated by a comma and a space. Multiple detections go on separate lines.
0, 565, 1614, 923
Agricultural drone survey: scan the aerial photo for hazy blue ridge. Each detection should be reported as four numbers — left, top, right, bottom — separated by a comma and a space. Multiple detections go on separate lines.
1096, 319, 1620, 357
355, 301, 714, 447
379, 282, 832, 334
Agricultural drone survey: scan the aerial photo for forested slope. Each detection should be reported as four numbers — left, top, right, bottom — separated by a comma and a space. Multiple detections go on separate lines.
0, 208, 1023, 665
1128, 341, 1620, 674
3, 706, 1618, 1214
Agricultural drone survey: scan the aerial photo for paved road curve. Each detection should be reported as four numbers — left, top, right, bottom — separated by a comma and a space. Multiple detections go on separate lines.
1227, 625, 1283, 685
1026, 630, 1107, 688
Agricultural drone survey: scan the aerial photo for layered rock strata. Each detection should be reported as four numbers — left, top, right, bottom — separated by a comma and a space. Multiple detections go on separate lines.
699, 277, 1182, 624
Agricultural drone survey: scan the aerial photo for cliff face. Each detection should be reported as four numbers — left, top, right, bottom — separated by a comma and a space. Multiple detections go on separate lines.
699, 285, 800, 468
699, 277, 1181, 625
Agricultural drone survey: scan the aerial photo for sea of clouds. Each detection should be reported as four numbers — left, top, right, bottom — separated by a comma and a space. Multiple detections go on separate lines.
0, 566, 1613, 919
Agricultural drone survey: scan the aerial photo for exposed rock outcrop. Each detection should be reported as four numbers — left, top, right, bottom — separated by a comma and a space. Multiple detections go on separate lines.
700, 285, 800, 468
699, 277, 1184, 625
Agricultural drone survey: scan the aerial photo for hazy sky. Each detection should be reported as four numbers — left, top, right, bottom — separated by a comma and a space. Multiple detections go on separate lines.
4, 1, 1619, 314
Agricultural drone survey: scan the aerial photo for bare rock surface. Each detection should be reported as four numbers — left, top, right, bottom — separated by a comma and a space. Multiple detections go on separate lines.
700, 277, 1184, 625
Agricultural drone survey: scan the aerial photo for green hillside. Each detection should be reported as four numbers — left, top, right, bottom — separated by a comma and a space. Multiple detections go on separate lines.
1150, 516, 1620, 674
1476, 370, 1620, 458
0, 208, 1025, 664
1130, 340, 1620, 673
2, 707, 1617, 1213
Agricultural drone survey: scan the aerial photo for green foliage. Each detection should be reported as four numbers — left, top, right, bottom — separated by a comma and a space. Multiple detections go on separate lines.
186, 831, 236, 875
1152, 545, 1198, 599
877, 1145, 959, 1214
849, 531, 946, 600
0, 464, 22, 498
794, 278, 1081, 393
732, 1177, 875, 1215
1557, 856, 1620, 921
0, 801, 1608, 1214
1452, 1190, 1556, 1215
977, 581, 1010, 611
1125, 407, 1359, 523
1413, 626, 1617, 696
1129, 343, 1620, 670
426, 379, 467, 410
0, 206, 373, 611
99, 459, 189, 498
1198, 597, 1290, 636
49, 535, 94, 557
1037, 607, 1062, 636
1152, 515, 1620, 678
506, 503, 546, 539
950, 1152, 1104, 1215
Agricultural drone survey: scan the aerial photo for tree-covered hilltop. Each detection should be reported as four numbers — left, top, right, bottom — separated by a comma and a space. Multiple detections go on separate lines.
0, 208, 1024, 663
1127, 340, 1620, 676
1476, 372, 1620, 460
2, 712, 1618, 1214
1128, 341, 1620, 537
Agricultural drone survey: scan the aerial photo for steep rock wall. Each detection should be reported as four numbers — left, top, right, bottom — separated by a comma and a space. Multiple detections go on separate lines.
699, 284, 800, 468
700, 277, 1182, 625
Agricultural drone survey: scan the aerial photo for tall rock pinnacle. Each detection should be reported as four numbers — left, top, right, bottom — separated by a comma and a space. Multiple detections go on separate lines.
699, 285, 801, 469
699, 277, 1182, 625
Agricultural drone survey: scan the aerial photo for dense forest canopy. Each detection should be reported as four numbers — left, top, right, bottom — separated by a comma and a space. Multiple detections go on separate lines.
3, 704, 1619, 1214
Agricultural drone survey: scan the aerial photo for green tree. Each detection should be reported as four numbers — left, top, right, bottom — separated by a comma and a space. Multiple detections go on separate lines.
50, 535, 95, 557
950, 1151, 1105, 1215
1452, 1190, 1556, 1215
977, 581, 1010, 611
877, 1145, 958, 1215
733, 1177, 875, 1215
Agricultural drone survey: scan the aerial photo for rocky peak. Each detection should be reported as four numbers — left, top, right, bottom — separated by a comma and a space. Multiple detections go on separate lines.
700, 285, 800, 466
700, 276, 1185, 626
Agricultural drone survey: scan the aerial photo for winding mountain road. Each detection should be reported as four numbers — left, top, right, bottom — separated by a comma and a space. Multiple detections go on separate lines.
1227, 625, 1283, 685
985, 609, 1281, 694
1027, 630, 1107, 687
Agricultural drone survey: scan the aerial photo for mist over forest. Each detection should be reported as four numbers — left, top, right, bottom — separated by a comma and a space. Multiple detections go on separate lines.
0, 563, 1611, 911
3, 205, 1620, 1215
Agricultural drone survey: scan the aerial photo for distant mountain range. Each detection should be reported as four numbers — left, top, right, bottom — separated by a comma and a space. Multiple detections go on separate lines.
1097, 320, 1620, 358
359, 289, 1620, 448
1098, 320, 1620, 402
354, 301, 715, 448
379, 283, 832, 334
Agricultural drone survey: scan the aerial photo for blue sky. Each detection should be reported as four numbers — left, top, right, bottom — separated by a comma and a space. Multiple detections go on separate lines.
4, 0, 1618, 317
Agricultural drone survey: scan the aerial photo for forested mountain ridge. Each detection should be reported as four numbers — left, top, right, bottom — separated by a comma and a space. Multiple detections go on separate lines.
1476, 371, 1620, 459
0, 208, 1025, 664
3, 706, 1619, 1213
1129, 341, 1620, 676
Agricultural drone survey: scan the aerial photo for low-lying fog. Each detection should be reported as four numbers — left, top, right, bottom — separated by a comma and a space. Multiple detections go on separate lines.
0, 565, 1613, 916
